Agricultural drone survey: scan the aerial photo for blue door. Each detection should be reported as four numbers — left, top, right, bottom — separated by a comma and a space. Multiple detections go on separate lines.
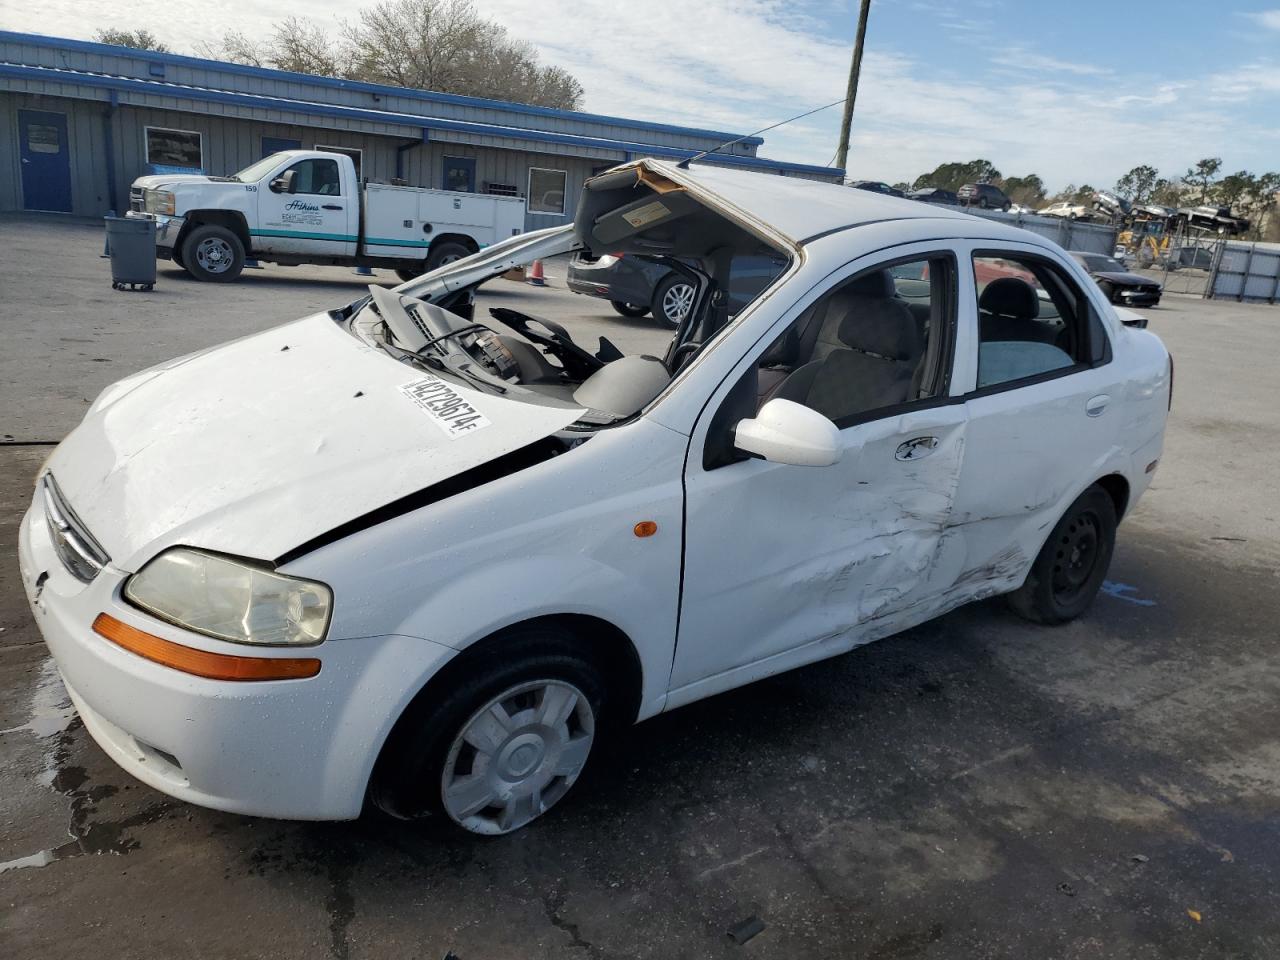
18, 110, 73, 212
262, 136, 302, 157
442, 156, 476, 192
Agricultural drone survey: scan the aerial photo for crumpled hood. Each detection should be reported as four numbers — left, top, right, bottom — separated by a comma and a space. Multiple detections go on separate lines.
45, 315, 583, 571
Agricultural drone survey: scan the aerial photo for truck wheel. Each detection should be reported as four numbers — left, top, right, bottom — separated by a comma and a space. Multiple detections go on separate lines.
394, 266, 424, 283
1008, 485, 1116, 625
610, 301, 650, 318
182, 224, 245, 282
426, 241, 471, 272
369, 626, 606, 835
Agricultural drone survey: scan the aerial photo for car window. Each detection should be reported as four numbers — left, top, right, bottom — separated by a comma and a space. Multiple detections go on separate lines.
752, 255, 955, 428
972, 252, 1108, 390
286, 159, 342, 196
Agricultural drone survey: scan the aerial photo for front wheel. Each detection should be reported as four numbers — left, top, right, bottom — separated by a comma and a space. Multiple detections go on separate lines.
978, 197, 989, 209
610, 300, 650, 318
369, 629, 606, 835
1008, 485, 1117, 624
651, 273, 696, 329
181, 224, 245, 282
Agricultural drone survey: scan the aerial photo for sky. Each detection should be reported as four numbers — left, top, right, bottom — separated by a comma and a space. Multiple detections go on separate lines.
2, 0, 1278, 191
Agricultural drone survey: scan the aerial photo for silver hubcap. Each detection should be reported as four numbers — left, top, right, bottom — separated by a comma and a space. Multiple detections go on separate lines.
195, 237, 234, 273
441, 679, 595, 835
662, 283, 695, 323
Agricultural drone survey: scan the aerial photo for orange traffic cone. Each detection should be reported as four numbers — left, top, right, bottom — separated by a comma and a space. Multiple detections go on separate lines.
526, 259, 547, 286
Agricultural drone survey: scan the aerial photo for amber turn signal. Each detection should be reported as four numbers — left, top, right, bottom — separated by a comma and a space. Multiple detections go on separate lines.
92, 613, 321, 681
633, 521, 658, 538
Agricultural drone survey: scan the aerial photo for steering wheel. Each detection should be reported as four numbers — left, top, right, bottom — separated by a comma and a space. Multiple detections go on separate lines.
489, 308, 603, 380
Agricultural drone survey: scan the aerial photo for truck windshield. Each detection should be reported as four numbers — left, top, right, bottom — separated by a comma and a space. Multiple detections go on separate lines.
232, 152, 291, 183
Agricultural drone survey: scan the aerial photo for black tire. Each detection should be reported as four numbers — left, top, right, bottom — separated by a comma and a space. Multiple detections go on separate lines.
181, 224, 245, 282
394, 266, 423, 283
979, 197, 989, 209
426, 240, 471, 272
1008, 485, 1117, 625
1098, 280, 1116, 303
651, 273, 696, 329
610, 300, 650, 318
1002, 202, 1011, 212
369, 625, 608, 833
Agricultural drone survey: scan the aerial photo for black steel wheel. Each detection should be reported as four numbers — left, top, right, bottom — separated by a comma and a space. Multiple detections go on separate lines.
1008, 484, 1117, 624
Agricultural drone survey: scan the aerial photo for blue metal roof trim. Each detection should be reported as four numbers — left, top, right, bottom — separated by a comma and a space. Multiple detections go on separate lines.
0, 31, 766, 147
0, 61, 845, 178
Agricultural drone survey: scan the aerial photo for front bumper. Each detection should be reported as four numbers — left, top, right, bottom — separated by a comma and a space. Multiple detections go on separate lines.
124, 211, 185, 251
18, 489, 455, 821
1117, 288, 1161, 306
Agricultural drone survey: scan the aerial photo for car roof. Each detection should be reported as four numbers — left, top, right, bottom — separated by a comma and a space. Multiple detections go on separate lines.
658, 160, 979, 244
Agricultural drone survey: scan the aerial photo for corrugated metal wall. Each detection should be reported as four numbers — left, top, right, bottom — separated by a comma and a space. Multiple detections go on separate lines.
2, 91, 612, 229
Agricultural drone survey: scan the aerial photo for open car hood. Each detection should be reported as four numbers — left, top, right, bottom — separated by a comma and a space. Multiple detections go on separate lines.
46, 315, 584, 571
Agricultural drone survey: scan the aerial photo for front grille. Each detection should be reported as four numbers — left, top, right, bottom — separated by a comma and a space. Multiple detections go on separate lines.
41, 474, 110, 583
129, 186, 145, 213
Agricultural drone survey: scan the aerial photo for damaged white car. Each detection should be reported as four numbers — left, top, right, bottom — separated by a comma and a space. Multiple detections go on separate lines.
19, 160, 1171, 835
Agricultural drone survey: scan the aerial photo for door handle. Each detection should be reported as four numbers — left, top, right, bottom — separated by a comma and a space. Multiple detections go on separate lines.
321, 204, 344, 210
1086, 394, 1110, 417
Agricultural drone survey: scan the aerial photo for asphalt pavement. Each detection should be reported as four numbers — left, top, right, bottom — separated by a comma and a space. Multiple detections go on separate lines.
2, 215, 1279, 959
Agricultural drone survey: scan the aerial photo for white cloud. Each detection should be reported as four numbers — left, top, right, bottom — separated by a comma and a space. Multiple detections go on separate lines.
1245, 9, 1280, 30
2, 0, 1274, 189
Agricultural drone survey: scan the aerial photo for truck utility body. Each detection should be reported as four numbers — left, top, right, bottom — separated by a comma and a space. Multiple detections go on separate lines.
128, 150, 526, 282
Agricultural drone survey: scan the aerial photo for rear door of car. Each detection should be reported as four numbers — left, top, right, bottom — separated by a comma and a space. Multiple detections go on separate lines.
950, 240, 1125, 589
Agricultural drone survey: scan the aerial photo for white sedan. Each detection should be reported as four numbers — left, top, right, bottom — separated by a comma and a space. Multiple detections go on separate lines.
19, 161, 1171, 835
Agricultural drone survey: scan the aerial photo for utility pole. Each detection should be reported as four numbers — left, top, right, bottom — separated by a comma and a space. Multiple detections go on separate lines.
835, 0, 873, 175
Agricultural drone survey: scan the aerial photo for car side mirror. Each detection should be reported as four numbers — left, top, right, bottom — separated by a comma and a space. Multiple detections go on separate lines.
269, 169, 297, 194
734, 398, 841, 467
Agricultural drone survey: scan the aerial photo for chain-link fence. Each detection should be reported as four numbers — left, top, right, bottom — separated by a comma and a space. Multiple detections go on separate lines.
967, 208, 1118, 254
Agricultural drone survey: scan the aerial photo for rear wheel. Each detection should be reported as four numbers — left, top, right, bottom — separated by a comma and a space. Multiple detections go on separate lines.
1008, 485, 1116, 624
181, 224, 245, 282
610, 300, 650, 318
394, 266, 424, 283
1001, 201, 1011, 212
369, 627, 606, 835
651, 274, 696, 329
426, 240, 471, 272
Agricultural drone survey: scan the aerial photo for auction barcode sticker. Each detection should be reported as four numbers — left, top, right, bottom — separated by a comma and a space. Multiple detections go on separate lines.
399, 375, 492, 440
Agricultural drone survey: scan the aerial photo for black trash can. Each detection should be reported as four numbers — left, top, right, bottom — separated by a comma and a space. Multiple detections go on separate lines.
104, 215, 157, 291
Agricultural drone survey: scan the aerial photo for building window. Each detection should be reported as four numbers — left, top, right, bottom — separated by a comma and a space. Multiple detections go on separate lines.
145, 126, 202, 169
528, 167, 567, 215
316, 145, 363, 181
442, 156, 476, 192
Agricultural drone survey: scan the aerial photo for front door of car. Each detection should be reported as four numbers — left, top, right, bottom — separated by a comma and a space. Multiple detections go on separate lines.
950, 243, 1126, 586
256, 157, 356, 256
668, 247, 973, 705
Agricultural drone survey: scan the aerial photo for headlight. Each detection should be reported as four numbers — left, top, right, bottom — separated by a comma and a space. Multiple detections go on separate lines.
124, 548, 331, 646
145, 189, 176, 216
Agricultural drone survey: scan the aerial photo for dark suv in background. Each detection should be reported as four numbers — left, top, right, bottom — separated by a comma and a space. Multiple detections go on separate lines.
957, 182, 1011, 211
567, 253, 787, 327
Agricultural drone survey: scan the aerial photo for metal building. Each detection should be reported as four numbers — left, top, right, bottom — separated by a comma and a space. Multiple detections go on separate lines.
0, 31, 843, 229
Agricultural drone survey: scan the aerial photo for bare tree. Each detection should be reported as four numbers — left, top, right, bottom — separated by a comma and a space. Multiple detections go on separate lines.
196, 30, 270, 68
95, 28, 170, 52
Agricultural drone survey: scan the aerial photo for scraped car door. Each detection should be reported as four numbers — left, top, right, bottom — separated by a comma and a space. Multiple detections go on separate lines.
669, 247, 973, 706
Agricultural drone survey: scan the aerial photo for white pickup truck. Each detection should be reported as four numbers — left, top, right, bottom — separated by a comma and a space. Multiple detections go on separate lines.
128, 150, 526, 282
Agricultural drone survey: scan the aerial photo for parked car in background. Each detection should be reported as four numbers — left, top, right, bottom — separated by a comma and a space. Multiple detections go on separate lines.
1070, 251, 1162, 306
567, 252, 787, 327
850, 180, 906, 197
908, 187, 958, 205
957, 182, 1011, 211
21, 160, 1171, 836
1039, 201, 1090, 220
1175, 204, 1250, 236
1091, 191, 1131, 219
